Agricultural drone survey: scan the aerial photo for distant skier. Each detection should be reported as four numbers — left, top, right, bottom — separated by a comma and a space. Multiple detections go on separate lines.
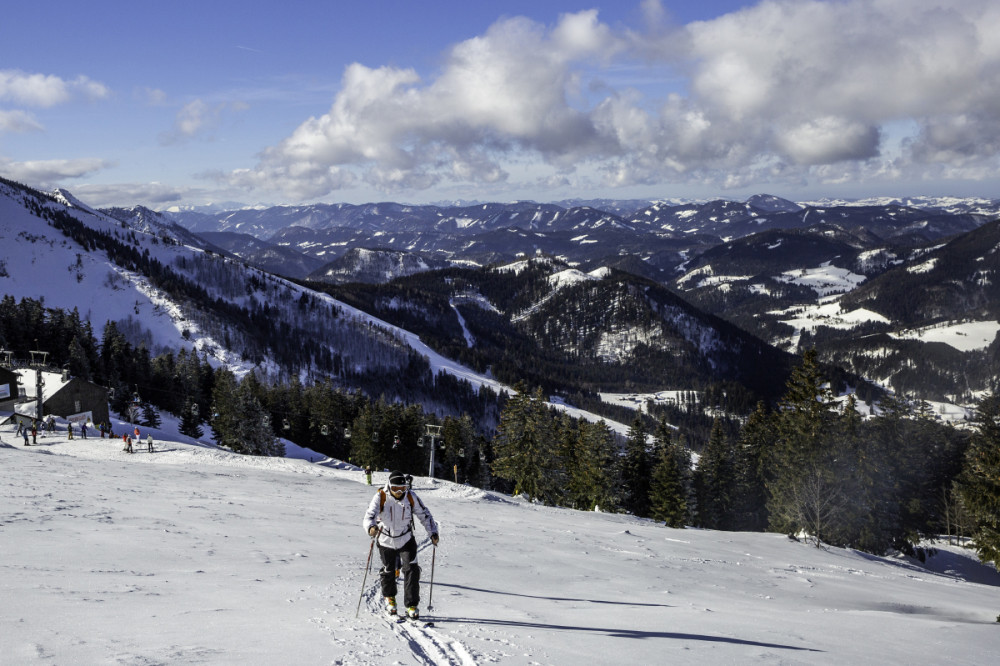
365, 465, 372, 485
363, 470, 439, 620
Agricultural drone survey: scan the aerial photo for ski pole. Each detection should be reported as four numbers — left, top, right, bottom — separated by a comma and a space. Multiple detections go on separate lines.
356, 527, 381, 618
427, 543, 437, 611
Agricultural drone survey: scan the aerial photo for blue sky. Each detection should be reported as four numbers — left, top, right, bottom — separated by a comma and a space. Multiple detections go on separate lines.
2, 0, 998, 209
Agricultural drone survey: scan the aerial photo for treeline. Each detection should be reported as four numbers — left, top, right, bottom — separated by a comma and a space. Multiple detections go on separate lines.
8, 290, 1000, 565
489, 351, 1000, 562
0, 295, 501, 462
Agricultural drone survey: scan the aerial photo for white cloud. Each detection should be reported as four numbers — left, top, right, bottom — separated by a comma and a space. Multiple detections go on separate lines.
160, 99, 246, 145
142, 87, 169, 106
0, 110, 43, 133
73, 181, 191, 207
0, 157, 111, 186
777, 117, 881, 165
231, 0, 1000, 200
0, 70, 109, 107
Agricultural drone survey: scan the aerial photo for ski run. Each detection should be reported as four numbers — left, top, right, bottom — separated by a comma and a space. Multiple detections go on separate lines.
3, 416, 1000, 665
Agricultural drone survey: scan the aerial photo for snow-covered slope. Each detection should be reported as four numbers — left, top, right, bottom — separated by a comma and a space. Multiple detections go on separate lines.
2, 424, 999, 664
0, 182, 207, 359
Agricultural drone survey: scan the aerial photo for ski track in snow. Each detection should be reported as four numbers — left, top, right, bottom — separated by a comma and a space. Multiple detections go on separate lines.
359, 571, 480, 666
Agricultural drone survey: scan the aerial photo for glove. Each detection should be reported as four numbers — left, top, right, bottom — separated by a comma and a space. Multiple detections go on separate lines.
368, 526, 378, 538
430, 533, 439, 546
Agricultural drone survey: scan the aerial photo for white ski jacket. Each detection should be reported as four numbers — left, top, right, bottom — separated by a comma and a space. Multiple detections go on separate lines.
363, 483, 438, 550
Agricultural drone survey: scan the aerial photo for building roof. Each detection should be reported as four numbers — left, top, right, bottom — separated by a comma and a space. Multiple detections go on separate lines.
14, 369, 72, 400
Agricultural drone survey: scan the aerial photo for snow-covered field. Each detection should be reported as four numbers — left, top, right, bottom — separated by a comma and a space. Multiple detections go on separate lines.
889, 320, 1000, 353
3, 421, 1000, 664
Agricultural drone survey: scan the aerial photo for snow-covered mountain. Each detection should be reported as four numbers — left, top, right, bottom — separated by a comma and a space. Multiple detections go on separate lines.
0, 178, 699, 438
3, 174, 997, 421
3, 421, 999, 664
0, 178, 507, 411
162, 194, 996, 282
672, 215, 1000, 402
307, 247, 451, 285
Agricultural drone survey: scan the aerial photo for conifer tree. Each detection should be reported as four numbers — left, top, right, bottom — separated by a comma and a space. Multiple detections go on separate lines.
696, 419, 735, 529
231, 377, 282, 457
649, 438, 687, 527
767, 348, 844, 542
210, 369, 242, 451
68, 335, 91, 380
179, 398, 203, 439
619, 414, 651, 517
350, 399, 382, 469
731, 402, 771, 531
491, 384, 562, 504
209, 370, 280, 456
442, 414, 477, 484
141, 401, 161, 429
565, 418, 618, 512
959, 395, 1000, 566
843, 394, 901, 554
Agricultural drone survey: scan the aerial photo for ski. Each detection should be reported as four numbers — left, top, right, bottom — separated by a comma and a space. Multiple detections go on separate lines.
382, 610, 431, 627
403, 615, 434, 628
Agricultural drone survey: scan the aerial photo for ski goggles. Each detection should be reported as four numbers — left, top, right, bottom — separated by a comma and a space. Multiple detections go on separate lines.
389, 485, 407, 493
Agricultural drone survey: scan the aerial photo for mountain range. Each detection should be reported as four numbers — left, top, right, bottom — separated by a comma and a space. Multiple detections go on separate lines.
2, 175, 998, 440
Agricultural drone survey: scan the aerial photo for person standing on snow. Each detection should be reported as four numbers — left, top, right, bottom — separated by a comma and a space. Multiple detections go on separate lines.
362, 470, 439, 620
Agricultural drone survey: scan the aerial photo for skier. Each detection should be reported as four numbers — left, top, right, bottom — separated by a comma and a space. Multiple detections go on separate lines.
365, 465, 372, 485
363, 470, 439, 620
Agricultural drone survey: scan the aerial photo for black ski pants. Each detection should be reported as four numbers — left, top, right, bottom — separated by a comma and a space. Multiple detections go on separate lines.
378, 536, 420, 607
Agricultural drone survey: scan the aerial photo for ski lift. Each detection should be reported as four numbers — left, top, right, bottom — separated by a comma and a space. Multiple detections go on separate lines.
263, 415, 270, 427
344, 426, 352, 439
191, 403, 199, 416
283, 418, 291, 431
392, 434, 400, 449
372, 430, 379, 443
320, 424, 329, 436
